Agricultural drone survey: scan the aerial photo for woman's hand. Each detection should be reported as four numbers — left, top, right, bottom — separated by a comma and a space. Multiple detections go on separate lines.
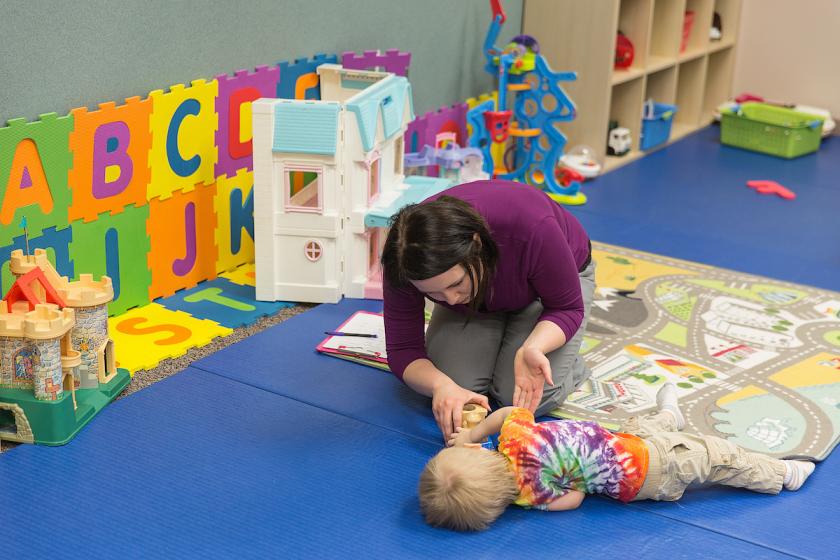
431, 380, 490, 443
513, 346, 554, 411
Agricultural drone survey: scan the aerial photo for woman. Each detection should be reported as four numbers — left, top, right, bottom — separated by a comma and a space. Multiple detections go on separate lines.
381, 179, 595, 441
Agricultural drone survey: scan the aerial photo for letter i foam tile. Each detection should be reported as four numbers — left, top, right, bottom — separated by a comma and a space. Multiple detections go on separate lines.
70, 204, 152, 316
148, 80, 218, 202
109, 303, 232, 373
157, 276, 292, 329
147, 183, 218, 300
220, 262, 256, 287
0, 113, 73, 247
68, 97, 151, 223
215, 168, 254, 273
215, 66, 280, 179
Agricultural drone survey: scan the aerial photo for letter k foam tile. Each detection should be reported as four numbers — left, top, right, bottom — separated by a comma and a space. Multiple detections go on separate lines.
108, 303, 232, 373
156, 277, 292, 328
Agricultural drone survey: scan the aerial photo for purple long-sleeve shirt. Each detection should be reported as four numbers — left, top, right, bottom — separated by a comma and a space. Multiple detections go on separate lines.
383, 180, 591, 380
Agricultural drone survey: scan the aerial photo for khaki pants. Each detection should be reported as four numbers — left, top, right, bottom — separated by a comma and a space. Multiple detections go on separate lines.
619, 412, 787, 501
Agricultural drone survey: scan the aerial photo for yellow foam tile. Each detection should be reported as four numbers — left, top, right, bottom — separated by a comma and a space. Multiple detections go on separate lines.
220, 263, 256, 287
109, 303, 232, 373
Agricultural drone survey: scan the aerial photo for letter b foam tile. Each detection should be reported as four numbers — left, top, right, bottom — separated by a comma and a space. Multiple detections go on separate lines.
68, 97, 151, 223
109, 303, 232, 373
157, 277, 292, 328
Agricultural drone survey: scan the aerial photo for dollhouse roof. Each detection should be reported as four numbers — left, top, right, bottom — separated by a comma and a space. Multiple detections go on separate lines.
272, 101, 341, 155
345, 75, 413, 152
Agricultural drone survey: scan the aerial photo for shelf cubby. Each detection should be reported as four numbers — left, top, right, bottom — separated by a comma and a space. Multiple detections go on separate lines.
645, 65, 678, 105
673, 55, 708, 138
681, 0, 714, 60
702, 45, 736, 122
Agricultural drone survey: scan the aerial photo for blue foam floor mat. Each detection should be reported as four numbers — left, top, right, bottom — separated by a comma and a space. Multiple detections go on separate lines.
568, 127, 840, 291
0, 366, 807, 559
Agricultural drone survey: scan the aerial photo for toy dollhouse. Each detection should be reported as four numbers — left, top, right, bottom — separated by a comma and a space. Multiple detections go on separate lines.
0, 249, 130, 445
252, 64, 453, 304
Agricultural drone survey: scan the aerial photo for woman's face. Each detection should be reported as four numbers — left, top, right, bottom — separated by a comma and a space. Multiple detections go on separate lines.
410, 264, 474, 306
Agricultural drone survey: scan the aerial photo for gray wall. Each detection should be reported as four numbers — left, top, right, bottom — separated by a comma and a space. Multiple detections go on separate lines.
0, 0, 523, 122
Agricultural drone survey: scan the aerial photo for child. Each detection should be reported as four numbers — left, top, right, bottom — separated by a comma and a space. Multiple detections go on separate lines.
418, 384, 816, 531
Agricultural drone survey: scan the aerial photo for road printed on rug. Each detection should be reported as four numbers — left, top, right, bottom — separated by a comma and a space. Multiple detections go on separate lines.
551, 242, 840, 460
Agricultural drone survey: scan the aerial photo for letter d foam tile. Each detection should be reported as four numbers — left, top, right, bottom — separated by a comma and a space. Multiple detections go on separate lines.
109, 303, 232, 372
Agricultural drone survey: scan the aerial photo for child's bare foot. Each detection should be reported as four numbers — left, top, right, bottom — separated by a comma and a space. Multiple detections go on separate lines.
656, 383, 685, 430
783, 460, 815, 491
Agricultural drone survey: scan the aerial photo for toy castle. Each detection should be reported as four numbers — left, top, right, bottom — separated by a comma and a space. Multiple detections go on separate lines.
252, 63, 454, 304
0, 248, 130, 445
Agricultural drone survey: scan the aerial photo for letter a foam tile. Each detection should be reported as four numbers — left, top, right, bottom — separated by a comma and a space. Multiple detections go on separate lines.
148, 80, 218, 201
215, 168, 254, 273
157, 276, 292, 328
109, 303, 232, 373
147, 182, 218, 300
68, 97, 151, 223
0, 113, 73, 247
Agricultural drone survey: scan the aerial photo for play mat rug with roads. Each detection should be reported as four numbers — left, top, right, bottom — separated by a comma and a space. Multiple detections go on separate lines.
550, 242, 840, 461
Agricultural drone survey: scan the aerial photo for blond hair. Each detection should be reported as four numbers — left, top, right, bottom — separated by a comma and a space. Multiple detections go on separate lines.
418, 447, 519, 531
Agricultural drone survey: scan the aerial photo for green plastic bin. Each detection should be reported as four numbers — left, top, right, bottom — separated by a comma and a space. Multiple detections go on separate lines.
720, 102, 824, 159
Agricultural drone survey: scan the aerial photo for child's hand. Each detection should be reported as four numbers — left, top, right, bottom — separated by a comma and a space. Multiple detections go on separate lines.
447, 426, 475, 447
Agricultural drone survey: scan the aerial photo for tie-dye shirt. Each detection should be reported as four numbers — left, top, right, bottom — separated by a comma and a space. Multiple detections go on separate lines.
498, 408, 649, 508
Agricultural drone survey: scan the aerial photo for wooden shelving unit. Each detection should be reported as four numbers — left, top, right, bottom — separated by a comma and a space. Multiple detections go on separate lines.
523, 0, 742, 173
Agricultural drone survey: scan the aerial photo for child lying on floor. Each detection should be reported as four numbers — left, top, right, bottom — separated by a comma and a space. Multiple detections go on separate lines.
418, 384, 815, 531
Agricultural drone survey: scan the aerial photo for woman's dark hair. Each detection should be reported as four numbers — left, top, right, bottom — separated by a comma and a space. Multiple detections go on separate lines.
381, 196, 498, 312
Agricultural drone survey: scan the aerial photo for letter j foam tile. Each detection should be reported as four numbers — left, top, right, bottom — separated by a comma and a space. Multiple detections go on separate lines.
109, 303, 232, 373
157, 277, 292, 328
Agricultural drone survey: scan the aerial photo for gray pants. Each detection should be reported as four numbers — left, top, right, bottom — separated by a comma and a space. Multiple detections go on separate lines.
425, 261, 596, 416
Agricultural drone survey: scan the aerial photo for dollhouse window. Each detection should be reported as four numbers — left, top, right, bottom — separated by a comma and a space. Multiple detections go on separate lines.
285, 167, 322, 213
368, 158, 380, 203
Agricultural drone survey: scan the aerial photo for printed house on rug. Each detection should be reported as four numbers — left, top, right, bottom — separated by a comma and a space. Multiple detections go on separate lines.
253, 63, 452, 304
0, 249, 130, 445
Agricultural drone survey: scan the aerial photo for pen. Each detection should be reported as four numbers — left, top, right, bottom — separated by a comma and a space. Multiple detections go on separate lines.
324, 331, 378, 338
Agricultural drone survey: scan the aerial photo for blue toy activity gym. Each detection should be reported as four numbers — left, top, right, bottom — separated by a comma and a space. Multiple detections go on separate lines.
2, 1, 839, 557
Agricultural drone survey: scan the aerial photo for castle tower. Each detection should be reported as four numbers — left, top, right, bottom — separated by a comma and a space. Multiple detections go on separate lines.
62, 277, 114, 388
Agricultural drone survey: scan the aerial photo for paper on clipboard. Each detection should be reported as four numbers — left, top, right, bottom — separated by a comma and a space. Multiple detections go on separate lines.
316, 311, 388, 363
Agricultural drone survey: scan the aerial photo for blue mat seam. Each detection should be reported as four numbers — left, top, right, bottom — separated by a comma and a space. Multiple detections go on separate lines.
624, 502, 806, 559
191, 363, 444, 447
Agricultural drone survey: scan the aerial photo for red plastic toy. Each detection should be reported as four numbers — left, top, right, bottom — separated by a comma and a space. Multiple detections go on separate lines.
615, 32, 634, 69
746, 180, 796, 200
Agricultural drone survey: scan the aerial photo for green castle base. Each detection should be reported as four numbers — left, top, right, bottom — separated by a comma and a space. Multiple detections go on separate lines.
0, 367, 131, 446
